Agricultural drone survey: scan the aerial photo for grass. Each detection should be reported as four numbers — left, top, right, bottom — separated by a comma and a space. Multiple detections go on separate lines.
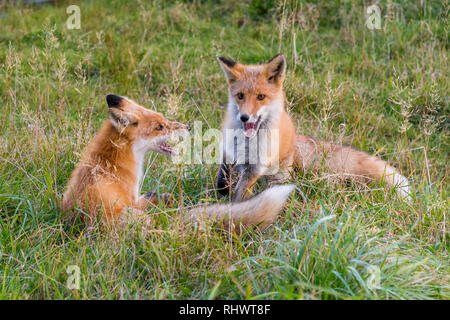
0, 0, 448, 299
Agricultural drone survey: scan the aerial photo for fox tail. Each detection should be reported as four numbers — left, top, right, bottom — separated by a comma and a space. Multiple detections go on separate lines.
294, 135, 412, 200
185, 184, 296, 231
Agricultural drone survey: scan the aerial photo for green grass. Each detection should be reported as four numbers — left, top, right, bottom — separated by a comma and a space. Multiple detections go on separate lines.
0, 0, 448, 299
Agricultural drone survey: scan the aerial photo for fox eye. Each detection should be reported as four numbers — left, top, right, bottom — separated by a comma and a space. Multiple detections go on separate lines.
257, 94, 265, 101
156, 124, 164, 131
237, 92, 244, 100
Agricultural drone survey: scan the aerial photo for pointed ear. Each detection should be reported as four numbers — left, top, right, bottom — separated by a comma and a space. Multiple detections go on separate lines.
106, 94, 123, 109
217, 56, 243, 83
265, 54, 286, 85
106, 94, 137, 131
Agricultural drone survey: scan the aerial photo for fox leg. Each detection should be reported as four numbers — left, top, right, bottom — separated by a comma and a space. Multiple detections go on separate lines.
233, 166, 262, 202
216, 163, 234, 196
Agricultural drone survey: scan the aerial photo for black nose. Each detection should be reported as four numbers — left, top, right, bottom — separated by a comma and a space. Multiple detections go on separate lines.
240, 114, 249, 123
187, 124, 192, 131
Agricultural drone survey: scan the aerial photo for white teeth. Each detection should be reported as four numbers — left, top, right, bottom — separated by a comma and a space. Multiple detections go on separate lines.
159, 141, 179, 156
242, 116, 261, 139
160, 142, 173, 152
244, 129, 257, 139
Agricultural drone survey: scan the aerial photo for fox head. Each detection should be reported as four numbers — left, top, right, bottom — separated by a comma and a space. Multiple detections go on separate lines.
106, 94, 190, 156
218, 54, 286, 139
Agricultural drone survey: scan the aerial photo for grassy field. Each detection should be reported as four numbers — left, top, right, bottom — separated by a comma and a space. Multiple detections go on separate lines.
0, 0, 448, 299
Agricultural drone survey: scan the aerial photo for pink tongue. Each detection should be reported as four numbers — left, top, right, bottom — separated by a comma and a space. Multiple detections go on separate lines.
245, 123, 255, 130
244, 122, 256, 138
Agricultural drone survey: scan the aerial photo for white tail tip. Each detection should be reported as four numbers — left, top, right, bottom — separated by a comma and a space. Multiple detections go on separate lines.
263, 184, 296, 203
394, 174, 413, 201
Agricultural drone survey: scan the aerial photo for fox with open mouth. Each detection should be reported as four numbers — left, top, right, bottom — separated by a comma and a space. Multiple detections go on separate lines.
61, 94, 295, 231
216, 54, 411, 202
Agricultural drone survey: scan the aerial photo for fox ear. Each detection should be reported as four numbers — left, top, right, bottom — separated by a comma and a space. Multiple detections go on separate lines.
106, 94, 137, 131
218, 56, 242, 83
106, 94, 123, 109
265, 54, 286, 85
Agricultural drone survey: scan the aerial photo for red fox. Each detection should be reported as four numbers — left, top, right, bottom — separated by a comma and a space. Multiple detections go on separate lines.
61, 94, 295, 230
216, 54, 411, 202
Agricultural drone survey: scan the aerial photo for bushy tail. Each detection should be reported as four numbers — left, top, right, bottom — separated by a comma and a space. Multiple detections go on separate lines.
185, 185, 296, 231
294, 135, 411, 200
358, 155, 412, 200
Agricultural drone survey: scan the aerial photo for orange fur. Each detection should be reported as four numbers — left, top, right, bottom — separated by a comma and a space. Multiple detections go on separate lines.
217, 54, 411, 200
61, 94, 296, 231
61, 95, 188, 225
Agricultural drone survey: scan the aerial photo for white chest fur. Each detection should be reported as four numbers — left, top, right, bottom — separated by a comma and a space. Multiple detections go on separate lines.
132, 139, 148, 201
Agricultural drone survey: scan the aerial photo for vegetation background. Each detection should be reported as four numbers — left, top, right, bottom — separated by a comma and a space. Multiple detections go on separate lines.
0, 0, 448, 299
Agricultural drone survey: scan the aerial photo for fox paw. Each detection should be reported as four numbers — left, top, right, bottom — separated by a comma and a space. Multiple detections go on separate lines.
144, 191, 174, 207
160, 193, 175, 207
144, 191, 157, 199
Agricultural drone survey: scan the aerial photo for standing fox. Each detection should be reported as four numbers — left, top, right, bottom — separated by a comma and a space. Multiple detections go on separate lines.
216, 54, 411, 201
61, 94, 295, 230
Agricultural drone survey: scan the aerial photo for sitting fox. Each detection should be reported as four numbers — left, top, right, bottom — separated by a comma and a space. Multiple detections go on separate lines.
216, 54, 411, 201
61, 94, 295, 230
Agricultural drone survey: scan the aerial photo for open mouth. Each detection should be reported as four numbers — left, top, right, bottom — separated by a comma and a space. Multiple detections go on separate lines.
243, 116, 261, 139
158, 141, 177, 156
157, 129, 188, 157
